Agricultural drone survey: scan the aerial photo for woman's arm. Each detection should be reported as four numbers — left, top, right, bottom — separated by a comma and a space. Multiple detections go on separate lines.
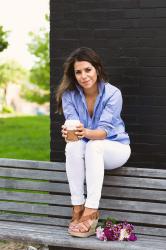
75, 124, 107, 140
62, 91, 79, 120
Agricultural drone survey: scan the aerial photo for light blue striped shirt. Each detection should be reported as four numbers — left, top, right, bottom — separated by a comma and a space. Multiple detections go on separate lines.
62, 81, 130, 144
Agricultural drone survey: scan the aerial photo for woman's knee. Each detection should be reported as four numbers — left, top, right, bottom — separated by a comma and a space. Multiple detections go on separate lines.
85, 140, 104, 155
65, 140, 85, 157
104, 143, 131, 170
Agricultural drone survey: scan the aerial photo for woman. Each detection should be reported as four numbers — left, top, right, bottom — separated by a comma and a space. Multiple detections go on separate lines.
56, 47, 131, 238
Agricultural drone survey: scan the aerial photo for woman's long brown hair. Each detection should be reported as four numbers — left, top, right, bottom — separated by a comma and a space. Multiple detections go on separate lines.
55, 47, 108, 114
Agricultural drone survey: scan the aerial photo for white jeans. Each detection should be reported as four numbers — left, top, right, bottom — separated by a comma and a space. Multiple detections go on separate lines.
65, 140, 131, 209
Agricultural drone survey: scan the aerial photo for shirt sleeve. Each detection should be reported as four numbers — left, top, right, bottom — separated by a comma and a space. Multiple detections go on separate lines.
96, 89, 123, 137
62, 91, 79, 120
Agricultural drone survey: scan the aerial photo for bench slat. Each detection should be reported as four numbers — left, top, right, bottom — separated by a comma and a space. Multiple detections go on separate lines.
0, 214, 166, 237
1, 169, 166, 190
0, 158, 64, 171
0, 167, 66, 181
136, 225, 166, 237
0, 202, 71, 216
1, 159, 166, 179
101, 210, 166, 227
0, 202, 165, 226
102, 186, 166, 201
0, 179, 70, 192
0, 191, 165, 215
109, 167, 166, 178
104, 176, 166, 189
0, 187, 166, 202
100, 198, 166, 214
0, 213, 68, 227
1, 189, 165, 205
0, 191, 71, 205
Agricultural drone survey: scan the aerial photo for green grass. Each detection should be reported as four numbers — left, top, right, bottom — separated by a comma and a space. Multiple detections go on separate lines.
0, 115, 50, 161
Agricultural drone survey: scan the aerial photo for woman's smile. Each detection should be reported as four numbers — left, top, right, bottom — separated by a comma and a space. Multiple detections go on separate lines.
74, 61, 98, 91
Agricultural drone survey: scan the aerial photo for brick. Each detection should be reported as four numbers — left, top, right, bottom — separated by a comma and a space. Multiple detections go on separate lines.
140, 56, 166, 67
139, 96, 166, 106
50, 151, 65, 162
139, 18, 166, 28
78, 0, 139, 10
133, 134, 166, 145
140, 0, 166, 8
133, 143, 163, 154
76, 10, 125, 20
52, 39, 79, 49
156, 8, 166, 17
139, 76, 166, 87
122, 114, 137, 123
140, 67, 166, 77
125, 48, 166, 57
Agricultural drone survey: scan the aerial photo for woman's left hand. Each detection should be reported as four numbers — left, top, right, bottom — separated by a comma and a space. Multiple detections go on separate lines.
75, 123, 87, 139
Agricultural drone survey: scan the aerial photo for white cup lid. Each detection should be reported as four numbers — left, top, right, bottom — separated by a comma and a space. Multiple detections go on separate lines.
65, 119, 80, 129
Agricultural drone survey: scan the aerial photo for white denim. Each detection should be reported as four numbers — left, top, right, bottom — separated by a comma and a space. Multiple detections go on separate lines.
65, 140, 131, 209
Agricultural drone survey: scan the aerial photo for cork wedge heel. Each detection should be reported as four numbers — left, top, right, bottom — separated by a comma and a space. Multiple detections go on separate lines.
69, 210, 99, 238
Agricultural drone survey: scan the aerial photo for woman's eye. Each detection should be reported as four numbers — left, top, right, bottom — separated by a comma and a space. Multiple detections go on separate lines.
85, 68, 91, 72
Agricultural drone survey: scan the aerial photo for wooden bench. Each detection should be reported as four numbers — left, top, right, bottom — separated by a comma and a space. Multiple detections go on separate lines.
0, 158, 165, 250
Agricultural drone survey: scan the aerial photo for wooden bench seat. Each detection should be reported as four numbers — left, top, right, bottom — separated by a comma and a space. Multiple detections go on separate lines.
0, 158, 166, 250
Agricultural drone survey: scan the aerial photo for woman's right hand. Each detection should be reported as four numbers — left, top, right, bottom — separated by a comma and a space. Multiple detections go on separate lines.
61, 124, 67, 140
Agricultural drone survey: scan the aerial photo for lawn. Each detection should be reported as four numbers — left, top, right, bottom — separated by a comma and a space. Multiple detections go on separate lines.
0, 115, 50, 248
0, 115, 50, 161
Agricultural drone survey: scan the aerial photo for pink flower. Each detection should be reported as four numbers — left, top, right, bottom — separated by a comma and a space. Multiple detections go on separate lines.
96, 226, 107, 241
119, 228, 130, 241
96, 217, 137, 242
128, 233, 137, 241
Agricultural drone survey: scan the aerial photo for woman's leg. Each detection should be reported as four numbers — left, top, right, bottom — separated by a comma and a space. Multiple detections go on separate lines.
103, 140, 131, 170
65, 140, 86, 205
70, 140, 131, 235
85, 140, 105, 209
85, 140, 131, 209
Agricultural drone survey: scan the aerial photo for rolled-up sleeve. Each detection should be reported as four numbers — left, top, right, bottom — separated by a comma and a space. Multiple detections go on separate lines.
62, 91, 79, 120
97, 90, 122, 137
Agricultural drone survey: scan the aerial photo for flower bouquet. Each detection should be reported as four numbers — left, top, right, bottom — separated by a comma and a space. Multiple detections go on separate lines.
96, 216, 137, 241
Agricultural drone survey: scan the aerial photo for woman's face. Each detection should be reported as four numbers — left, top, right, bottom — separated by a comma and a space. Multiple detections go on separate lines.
74, 61, 98, 91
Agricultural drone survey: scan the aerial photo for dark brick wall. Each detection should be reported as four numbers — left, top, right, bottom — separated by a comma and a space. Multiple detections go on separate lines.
50, 0, 166, 169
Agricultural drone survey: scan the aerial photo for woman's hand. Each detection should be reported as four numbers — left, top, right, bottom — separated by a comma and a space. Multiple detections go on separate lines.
61, 123, 86, 141
61, 123, 87, 141
75, 123, 87, 139
61, 124, 67, 140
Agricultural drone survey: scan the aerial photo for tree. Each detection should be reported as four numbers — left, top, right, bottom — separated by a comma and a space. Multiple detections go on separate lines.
0, 25, 9, 52
0, 60, 27, 87
24, 14, 49, 104
0, 60, 27, 111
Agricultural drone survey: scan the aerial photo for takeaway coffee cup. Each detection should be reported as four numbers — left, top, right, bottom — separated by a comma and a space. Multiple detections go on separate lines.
64, 120, 80, 141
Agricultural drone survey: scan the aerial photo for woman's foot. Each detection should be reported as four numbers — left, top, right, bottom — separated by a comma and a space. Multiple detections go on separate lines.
69, 207, 99, 237
68, 204, 84, 232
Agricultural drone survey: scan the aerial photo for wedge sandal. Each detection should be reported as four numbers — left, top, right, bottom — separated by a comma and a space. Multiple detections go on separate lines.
69, 210, 99, 238
68, 205, 84, 232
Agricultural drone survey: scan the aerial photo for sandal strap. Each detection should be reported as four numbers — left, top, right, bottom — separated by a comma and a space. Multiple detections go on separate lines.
74, 211, 99, 233
78, 210, 99, 223
78, 221, 90, 232
71, 205, 84, 222
82, 220, 90, 229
